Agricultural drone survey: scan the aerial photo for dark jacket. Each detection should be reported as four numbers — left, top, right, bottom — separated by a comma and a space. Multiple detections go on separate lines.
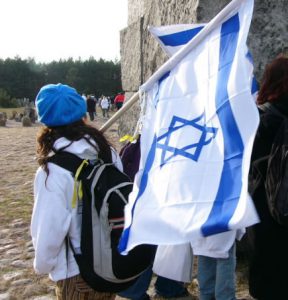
248, 99, 288, 300
86, 97, 96, 113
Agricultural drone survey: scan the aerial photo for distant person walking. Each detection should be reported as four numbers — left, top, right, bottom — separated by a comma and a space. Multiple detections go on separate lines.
81, 93, 87, 102
114, 92, 125, 111
86, 95, 96, 121
100, 95, 109, 118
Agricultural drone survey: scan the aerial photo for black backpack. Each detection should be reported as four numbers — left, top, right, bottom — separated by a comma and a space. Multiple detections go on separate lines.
264, 106, 288, 227
48, 151, 156, 292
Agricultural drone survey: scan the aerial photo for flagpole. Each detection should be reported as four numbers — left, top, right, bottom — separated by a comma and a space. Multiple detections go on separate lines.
100, 91, 140, 133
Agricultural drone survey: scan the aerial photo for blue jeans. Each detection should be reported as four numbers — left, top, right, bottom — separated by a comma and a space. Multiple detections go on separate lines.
197, 243, 236, 300
118, 267, 153, 300
118, 266, 187, 300
155, 276, 187, 298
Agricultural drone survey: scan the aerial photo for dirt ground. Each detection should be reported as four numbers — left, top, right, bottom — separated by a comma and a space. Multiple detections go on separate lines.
0, 115, 254, 300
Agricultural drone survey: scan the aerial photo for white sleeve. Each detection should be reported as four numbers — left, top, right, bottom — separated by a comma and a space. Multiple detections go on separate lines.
31, 166, 72, 274
111, 148, 123, 172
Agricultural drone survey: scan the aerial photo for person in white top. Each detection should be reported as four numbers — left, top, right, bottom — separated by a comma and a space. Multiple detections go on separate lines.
31, 83, 121, 300
100, 95, 110, 118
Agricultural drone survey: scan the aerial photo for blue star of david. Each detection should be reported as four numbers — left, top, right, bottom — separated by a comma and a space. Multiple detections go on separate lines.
156, 112, 218, 165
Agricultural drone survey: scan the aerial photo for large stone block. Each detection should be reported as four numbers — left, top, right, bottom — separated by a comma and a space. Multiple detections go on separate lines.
128, 0, 145, 24
120, 20, 143, 91
196, 0, 230, 22
250, 0, 288, 79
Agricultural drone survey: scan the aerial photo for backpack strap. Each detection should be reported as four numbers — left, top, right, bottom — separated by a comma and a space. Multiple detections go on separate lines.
48, 151, 90, 208
48, 151, 85, 174
48, 152, 90, 274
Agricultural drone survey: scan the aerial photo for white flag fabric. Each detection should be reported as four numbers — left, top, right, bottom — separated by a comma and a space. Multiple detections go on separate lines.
153, 244, 194, 282
149, 24, 205, 57
149, 21, 258, 99
119, 0, 259, 258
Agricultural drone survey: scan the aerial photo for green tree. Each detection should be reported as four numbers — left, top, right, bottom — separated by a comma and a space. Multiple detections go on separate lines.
0, 56, 122, 107
0, 88, 17, 108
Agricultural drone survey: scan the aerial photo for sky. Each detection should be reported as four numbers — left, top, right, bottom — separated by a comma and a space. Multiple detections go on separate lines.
0, 0, 128, 63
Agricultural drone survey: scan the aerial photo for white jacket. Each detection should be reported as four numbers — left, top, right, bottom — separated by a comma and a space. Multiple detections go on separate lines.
31, 137, 123, 282
100, 97, 109, 109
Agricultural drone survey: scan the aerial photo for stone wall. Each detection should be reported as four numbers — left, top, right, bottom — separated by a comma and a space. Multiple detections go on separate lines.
119, 0, 288, 136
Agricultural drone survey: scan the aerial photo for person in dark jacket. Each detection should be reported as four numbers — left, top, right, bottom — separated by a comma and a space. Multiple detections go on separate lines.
86, 95, 96, 121
248, 54, 288, 300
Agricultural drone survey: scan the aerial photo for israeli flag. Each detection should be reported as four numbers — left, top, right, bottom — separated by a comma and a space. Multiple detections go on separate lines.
119, 0, 259, 257
149, 24, 206, 57
149, 22, 258, 99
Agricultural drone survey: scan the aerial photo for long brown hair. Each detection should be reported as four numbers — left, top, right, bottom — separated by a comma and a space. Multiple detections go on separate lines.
36, 119, 112, 173
257, 55, 288, 105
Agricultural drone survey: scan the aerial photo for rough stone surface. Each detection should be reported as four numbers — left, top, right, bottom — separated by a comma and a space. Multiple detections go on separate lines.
249, 0, 288, 78
120, 0, 288, 136
128, 0, 145, 24
3, 271, 24, 281
120, 20, 143, 92
0, 293, 10, 300
10, 279, 33, 287
32, 297, 55, 300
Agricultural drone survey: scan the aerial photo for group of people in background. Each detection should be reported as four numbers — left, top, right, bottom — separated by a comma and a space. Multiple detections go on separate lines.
83, 92, 125, 121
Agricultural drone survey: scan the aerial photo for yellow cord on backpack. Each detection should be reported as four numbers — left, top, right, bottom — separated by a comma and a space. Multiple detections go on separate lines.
119, 134, 134, 143
72, 159, 89, 208
119, 134, 139, 143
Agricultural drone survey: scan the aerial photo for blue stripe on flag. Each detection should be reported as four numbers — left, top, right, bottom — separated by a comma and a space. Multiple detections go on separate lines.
246, 51, 259, 95
201, 13, 244, 236
118, 135, 158, 252
251, 76, 259, 95
245, 50, 253, 64
154, 72, 171, 107
158, 26, 204, 46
